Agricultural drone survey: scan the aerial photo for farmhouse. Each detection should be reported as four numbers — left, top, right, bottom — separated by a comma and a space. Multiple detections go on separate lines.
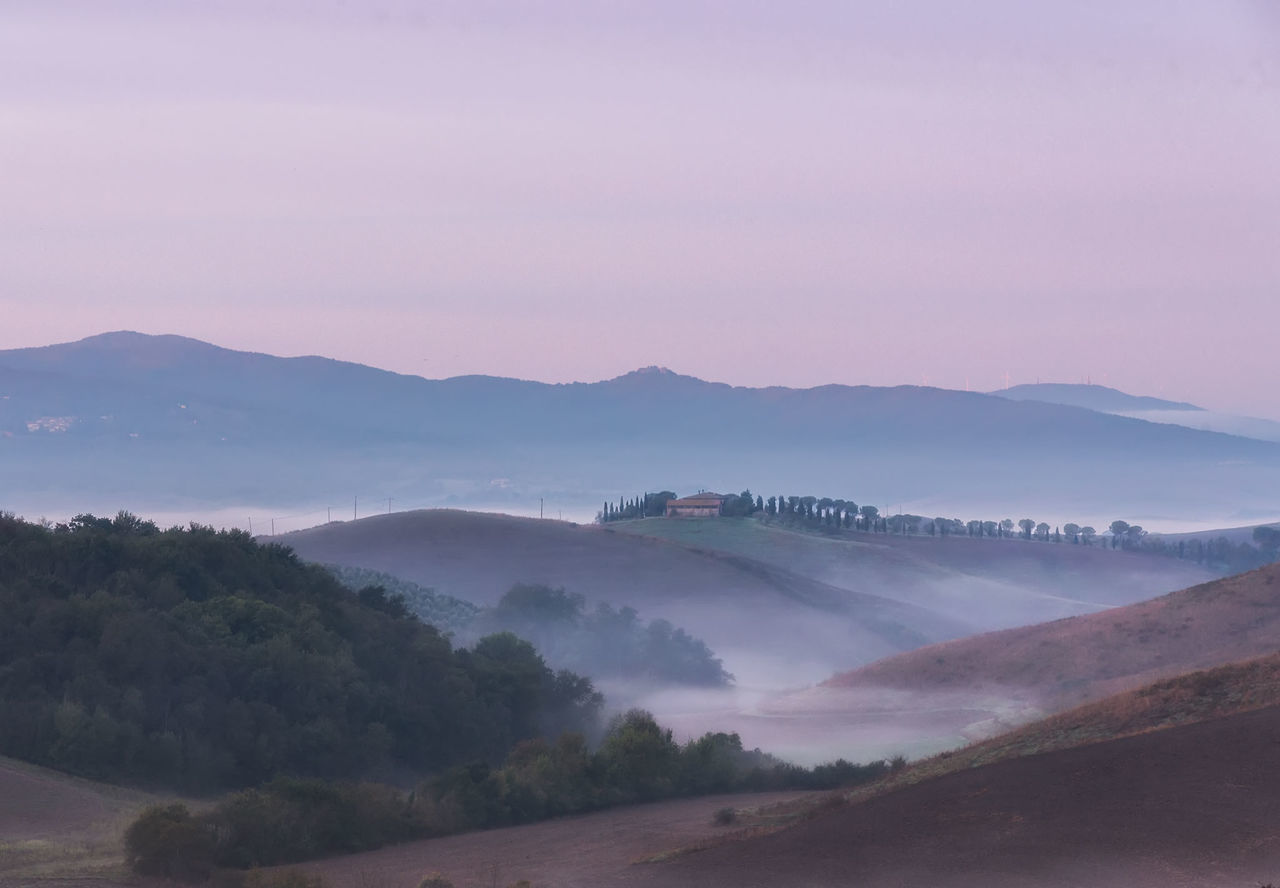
665, 492, 728, 518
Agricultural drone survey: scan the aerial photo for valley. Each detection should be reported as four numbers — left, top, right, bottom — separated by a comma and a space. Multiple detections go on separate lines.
9, 3, 1279, 882
281, 509, 1214, 762
3, 343, 1279, 888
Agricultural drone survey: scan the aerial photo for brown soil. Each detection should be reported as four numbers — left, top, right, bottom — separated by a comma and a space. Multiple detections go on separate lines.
0, 757, 154, 842
830, 561, 1280, 708
0, 757, 158, 888
619, 703, 1280, 888
296, 790, 816, 888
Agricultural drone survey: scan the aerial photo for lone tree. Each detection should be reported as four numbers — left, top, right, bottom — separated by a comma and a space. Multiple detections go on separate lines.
1109, 520, 1131, 549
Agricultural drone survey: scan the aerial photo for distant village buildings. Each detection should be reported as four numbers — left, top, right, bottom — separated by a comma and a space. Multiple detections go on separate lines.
665, 492, 728, 518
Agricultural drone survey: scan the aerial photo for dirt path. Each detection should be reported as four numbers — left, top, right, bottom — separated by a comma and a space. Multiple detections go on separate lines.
299, 791, 816, 888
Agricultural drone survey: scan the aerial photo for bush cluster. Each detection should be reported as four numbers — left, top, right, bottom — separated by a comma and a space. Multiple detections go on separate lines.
420, 710, 890, 833
125, 710, 892, 879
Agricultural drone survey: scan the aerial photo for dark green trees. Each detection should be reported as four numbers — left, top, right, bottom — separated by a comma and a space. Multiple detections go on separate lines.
0, 513, 599, 791
475, 584, 731, 687
598, 491, 677, 522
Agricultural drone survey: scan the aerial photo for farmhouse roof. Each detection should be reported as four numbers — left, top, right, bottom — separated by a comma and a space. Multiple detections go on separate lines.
667, 492, 728, 506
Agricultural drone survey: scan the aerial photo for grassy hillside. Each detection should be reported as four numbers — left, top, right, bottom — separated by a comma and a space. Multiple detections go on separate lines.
611, 516, 1213, 631
828, 561, 1280, 709
279, 510, 967, 687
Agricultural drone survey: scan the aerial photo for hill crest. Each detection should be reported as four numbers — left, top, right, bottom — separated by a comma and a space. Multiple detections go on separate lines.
826, 561, 1280, 708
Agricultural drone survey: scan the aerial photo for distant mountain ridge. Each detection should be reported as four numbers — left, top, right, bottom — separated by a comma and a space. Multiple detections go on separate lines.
2, 332, 1280, 526
993, 381, 1280, 444
993, 382, 1202, 413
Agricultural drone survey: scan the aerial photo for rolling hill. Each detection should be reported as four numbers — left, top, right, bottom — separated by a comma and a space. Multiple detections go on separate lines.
608, 516, 1212, 631
4, 332, 1280, 527
279, 510, 1213, 689
278, 510, 966, 689
625, 646, 1280, 887
828, 561, 1280, 709
620, 701, 1280, 888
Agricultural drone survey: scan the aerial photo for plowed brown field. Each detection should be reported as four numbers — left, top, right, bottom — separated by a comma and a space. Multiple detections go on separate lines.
0, 757, 157, 888
298, 790, 816, 888
619, 703, 1280, 888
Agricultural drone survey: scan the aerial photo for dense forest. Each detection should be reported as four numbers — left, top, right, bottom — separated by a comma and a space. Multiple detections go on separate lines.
0, 512, 600, 791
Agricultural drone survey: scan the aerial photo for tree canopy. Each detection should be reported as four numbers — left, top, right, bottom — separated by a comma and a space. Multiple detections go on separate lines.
0, 512, 599, 791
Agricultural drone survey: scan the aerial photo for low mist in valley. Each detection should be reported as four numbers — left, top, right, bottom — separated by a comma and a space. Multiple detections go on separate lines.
293, 508, 1227, 768
8, 0, 1280, 881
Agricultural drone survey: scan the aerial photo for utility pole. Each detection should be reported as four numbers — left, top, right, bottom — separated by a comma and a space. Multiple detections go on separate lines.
248, 517, 252, 534
271, 517, 275, 536
327, 506, 332, 523
540, 498, 544, 519
387, 497, 392, 514
354, 496, 357, 520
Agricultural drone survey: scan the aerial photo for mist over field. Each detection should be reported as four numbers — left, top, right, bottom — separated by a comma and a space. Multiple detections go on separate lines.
276, 508, 1226, 766
5, 0, 1280, 883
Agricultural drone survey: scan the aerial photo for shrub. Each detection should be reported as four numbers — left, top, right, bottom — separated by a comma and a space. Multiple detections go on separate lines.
124, 804, 216, 883
597, 709, 680, 802
417, 875, 454, 888
209, 778, 424, 868
713, 806, 737, 826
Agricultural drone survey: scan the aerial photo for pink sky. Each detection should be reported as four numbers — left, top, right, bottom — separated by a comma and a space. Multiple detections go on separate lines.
3, 1, 1278, 417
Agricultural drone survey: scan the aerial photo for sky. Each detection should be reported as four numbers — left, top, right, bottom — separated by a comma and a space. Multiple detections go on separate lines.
3, 1, 1279, 417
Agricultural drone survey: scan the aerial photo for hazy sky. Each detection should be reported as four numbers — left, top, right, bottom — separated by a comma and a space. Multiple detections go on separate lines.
3, 1, 1278, 417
